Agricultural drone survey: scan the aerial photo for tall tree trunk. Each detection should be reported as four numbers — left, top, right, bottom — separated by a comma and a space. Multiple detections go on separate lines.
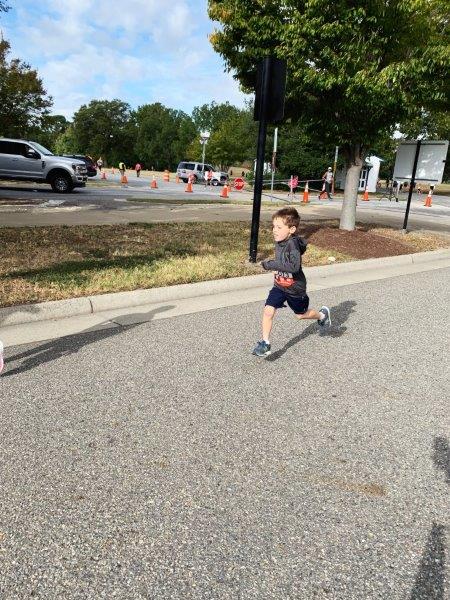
339, 143, 365, 231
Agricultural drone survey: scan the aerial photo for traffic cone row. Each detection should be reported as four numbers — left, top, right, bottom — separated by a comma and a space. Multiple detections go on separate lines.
185, 178, 193, 193
424, 189, 433, 207
101, 171, 107, 180
302, 181, 309, 203
362, 188, 369, 201
163, 170, 170, 182
176, 175, 180, 184
151, 176, 158, 189
121, 174, 128, 184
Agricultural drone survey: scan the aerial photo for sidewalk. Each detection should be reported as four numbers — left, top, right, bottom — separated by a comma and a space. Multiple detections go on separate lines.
2, 249, 449, 348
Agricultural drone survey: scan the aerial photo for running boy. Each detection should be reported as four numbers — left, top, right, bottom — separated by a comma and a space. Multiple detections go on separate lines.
253, 207, 331, 357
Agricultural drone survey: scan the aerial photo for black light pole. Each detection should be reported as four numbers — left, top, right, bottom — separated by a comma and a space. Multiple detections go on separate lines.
402, 139, 422, 232
249, 57, 286, 263
249, 61, 271, 263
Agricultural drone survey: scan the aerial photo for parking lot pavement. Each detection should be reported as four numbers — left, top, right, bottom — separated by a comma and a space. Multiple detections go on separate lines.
1, 269, 449, 598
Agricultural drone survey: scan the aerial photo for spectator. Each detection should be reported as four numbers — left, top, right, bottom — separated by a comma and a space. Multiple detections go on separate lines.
96, 157, 103, 172
118, 161, 126, 177
322, 167, 334, 199
135, 162, 142, 178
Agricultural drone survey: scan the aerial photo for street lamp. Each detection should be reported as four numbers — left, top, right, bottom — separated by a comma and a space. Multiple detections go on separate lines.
200, 131, 210, 178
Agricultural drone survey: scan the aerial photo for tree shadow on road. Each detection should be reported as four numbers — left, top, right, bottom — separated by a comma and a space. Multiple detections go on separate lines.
266, 300, 357, 362
2, 305, 173, 378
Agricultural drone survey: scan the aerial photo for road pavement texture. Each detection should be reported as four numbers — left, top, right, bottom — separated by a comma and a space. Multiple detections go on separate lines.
1, 178, 450, 234
1, 268, 449, 598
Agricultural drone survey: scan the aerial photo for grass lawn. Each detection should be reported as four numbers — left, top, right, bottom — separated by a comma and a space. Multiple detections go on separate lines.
0, 221, 447, 307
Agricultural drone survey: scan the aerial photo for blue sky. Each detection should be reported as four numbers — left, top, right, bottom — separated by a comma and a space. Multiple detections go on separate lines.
1, 0, 249, 119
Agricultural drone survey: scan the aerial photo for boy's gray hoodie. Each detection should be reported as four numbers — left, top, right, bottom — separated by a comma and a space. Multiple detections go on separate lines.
261, 235, 307, 296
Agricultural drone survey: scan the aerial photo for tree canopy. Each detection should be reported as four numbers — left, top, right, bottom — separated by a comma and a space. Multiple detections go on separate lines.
66, 99, 136, 165
0, 39, 52, 138
208, 0, 449, 229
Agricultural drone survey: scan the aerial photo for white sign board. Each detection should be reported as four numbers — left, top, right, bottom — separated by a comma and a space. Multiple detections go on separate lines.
393, 140, 448, 183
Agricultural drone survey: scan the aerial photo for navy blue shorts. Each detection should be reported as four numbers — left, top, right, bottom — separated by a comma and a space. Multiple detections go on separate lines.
265, 286, 309, 314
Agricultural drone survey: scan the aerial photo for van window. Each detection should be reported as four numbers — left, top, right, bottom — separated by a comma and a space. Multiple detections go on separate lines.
183, 163, 195, 170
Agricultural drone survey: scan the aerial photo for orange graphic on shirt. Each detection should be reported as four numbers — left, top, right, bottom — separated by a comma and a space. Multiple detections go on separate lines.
275, 271, 294, 287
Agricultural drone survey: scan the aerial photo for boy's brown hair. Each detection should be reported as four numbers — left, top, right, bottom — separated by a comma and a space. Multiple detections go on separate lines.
272, 207, 300, 231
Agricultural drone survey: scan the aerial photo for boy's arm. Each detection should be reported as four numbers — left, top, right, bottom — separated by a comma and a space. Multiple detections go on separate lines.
261, 246, 301, 272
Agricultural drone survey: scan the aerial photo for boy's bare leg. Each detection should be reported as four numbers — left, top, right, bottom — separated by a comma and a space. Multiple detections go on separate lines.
262, 305, 276, 341
295, 309, 322, 320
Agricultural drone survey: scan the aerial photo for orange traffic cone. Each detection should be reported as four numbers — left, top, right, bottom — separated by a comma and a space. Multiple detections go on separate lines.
151, 176, 158, 189
101, 171, 107, 180
362, 188, 369, 201
185, 179, 193, 193
163, 170, 170, 182
121, 174, 128, 184
176, 175, 180, 184
424, 189, 433, 207
302, 181, 309, 203
111, 167, 115, 175
220, 184, 229, 199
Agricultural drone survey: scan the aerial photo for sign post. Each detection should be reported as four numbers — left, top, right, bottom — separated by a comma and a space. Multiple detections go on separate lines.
402, 140, 421, 232
392, 139, 448, 232
270, 127, 278, 199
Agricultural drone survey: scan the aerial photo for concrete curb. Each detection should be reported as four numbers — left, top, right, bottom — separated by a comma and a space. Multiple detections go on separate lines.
1, 249, 449, 327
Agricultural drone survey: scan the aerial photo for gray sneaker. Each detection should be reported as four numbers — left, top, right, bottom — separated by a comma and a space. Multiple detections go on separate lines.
318, 306, 331, 328
252, 340, 271, 357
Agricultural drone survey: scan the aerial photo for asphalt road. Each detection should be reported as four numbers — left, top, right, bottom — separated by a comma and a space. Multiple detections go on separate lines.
1, 176, 450, 233
1, 269, 449, 599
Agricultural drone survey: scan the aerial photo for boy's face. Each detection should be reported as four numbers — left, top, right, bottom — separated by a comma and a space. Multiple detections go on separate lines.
272, 217, 296, 242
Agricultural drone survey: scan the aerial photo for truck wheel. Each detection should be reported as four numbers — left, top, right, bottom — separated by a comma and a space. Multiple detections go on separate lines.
51, 173, 73, 193
182, 178, 188, 183
212, 179, 219, 186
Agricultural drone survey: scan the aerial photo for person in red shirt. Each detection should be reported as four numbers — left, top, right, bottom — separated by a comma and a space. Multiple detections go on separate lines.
135, 163, 142, 178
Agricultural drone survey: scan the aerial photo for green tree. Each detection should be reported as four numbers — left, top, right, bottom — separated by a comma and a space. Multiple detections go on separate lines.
209, 0, 449, 230
275, 122, 343, 182
0, 39, 52, 138
28, 115, 69, 152
192, 101, 241, 134
186, 104, 257, 168
135, 103, 195, 170
71, 99, 136, 166
53, 124, 79, 156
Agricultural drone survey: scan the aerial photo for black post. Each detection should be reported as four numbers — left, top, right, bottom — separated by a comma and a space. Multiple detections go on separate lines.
249, 60, 271, 263
402, 139, 421, 232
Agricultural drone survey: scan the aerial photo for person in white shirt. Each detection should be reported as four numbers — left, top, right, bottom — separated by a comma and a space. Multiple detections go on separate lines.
322, 167, 334, 199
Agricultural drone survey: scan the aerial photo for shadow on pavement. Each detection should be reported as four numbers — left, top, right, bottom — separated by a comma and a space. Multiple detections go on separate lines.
409, 523, 447, 600
266, 300, 357, 361
3, 305, 173, 378
409, 437, 449, 599
433, 436, 450, 484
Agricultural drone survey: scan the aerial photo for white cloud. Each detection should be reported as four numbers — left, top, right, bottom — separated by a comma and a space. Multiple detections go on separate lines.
5, 0, 248, 117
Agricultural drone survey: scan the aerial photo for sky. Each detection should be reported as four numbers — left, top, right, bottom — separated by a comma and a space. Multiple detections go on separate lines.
1, 0, 250, 119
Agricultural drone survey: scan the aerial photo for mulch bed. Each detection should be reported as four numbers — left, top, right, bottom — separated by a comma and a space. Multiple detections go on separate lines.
295, 224, 412, 259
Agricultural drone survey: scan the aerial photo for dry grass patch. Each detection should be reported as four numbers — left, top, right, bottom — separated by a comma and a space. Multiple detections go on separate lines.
0, 221, 447, 307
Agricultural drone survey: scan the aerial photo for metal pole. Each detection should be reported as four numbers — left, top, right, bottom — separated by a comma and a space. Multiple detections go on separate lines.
270, 127, 278, 199
201, 141, 206, 179
402, 139, 421, 232
249, 60, 271, 262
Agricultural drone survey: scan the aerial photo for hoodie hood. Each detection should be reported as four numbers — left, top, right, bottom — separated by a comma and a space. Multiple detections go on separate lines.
278, 235, 307, 255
